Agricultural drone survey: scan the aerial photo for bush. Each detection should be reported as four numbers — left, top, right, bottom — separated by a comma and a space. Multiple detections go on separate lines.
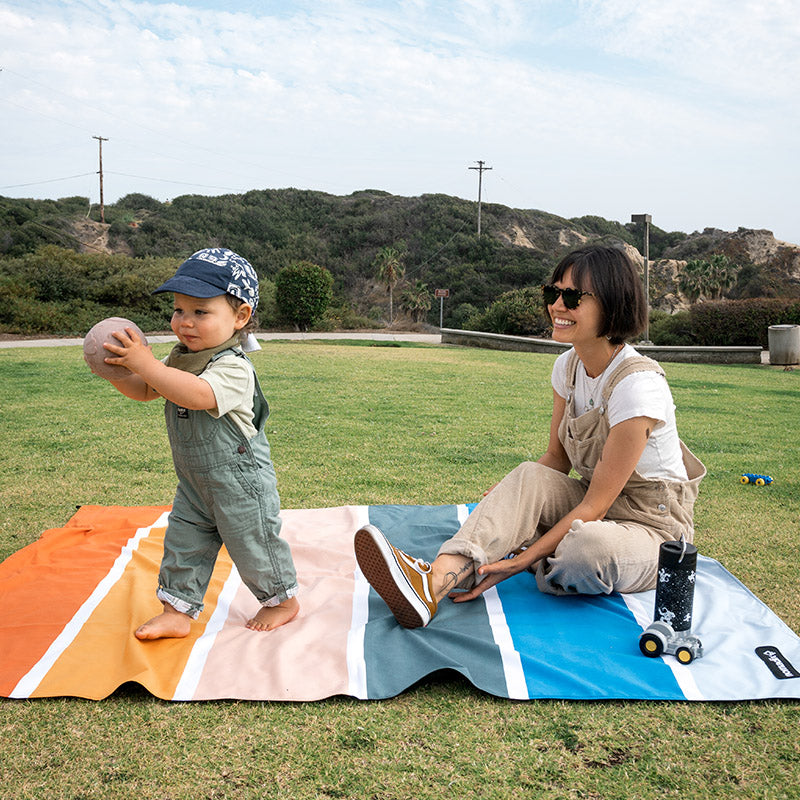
689, 298, 800, 347
465, 287, 549, 336
448, 302, 480, 330
315, 301, 374, 331
649, 310, 695, 346
275, 261, 334, 331
253, 278, 279, 329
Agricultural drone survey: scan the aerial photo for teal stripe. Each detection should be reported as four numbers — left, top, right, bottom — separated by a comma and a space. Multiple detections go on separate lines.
362, 504, 509, 699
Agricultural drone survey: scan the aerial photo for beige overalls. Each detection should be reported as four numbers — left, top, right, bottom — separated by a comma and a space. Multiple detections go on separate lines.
437, 353, 706, 595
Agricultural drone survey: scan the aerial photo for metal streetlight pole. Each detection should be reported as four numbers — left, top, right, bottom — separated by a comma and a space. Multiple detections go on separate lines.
631, 213, 652, 344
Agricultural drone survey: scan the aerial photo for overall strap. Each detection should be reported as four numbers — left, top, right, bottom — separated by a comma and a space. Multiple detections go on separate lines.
210, 347, 270, 431
600, 354, 664, 405
565, 349, 582, 394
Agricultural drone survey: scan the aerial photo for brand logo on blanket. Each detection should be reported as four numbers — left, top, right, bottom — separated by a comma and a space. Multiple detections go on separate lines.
755, 646, 800, 680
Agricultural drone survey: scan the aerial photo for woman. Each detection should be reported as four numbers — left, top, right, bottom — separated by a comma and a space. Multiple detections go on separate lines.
354, 244, 705, 629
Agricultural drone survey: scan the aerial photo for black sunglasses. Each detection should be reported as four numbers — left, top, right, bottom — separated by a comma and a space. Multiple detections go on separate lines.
541, 284, 594, 309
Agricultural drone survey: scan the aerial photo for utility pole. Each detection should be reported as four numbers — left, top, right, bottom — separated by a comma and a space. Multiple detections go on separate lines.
468, 160, 492, 236
93, 135, 109, 223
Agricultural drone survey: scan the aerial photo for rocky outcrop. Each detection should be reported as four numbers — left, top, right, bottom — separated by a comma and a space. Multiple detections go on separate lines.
664, 228, 800, 290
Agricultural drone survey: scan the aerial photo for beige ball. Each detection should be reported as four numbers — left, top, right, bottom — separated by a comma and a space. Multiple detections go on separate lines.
83, 317, 147, 380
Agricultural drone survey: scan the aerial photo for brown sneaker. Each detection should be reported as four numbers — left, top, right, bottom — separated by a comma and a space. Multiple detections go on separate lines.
354, 524, 438, 628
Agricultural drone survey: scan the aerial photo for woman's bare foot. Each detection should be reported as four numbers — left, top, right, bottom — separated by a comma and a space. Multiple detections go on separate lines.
246, 596, 300, 631
135, 603, 192, 640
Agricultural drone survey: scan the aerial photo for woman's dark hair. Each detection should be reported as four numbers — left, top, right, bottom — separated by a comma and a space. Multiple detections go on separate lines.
550, 245, 647, 344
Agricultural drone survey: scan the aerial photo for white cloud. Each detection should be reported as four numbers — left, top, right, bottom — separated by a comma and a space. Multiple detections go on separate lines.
0, 0, 797, 242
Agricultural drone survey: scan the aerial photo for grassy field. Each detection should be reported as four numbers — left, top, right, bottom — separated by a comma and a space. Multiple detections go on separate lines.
1, 340, 799, 799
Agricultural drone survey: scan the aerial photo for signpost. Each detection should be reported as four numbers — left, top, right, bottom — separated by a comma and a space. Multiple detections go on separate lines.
435, 289, 449, 329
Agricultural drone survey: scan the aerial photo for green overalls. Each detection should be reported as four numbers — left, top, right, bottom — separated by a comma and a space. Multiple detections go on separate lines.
157, 348, 298, 618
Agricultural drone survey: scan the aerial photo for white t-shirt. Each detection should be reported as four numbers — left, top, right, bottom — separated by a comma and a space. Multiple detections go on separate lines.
551, 345, 688, 481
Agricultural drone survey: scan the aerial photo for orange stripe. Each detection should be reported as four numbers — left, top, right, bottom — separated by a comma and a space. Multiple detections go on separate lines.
0, 505, 169, 697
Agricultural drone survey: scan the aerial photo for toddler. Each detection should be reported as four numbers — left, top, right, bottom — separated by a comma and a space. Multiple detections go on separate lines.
103, 248, 299, 639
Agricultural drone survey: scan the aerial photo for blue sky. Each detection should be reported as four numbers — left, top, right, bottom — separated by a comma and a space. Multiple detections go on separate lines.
1, 0, 798, 244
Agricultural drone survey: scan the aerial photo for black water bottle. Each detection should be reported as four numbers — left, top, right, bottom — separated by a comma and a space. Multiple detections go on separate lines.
653, 539, 698, 632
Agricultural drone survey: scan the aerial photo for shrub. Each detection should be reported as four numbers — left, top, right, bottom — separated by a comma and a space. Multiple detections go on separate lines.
275, 261, 334, 331
448, 302, 480, 330
466, 287, 549, 336
649, 310, 695, 346
689, 298, 800, 347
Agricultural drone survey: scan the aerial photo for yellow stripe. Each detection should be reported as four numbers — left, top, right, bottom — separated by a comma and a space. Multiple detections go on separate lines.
32, 528, 234, 700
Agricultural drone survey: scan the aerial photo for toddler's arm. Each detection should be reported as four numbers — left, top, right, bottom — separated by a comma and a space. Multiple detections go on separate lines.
104, 327, 217, 410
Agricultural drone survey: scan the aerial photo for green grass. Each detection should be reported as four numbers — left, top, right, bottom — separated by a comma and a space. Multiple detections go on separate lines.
1, 342, 799, 800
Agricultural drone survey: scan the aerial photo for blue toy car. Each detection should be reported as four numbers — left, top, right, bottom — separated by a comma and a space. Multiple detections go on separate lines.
740, 473, 773, 486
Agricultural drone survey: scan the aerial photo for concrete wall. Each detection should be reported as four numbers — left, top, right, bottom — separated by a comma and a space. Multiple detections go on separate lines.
440, 329, 763, 364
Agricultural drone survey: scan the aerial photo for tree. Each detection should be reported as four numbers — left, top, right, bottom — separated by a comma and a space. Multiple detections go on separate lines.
678, 255, 740, 302
373, 245, 405, 323
707, 254, 739, 299
678, 259, 709, 303
275, 261, 333, 331
400, 280, 431, 322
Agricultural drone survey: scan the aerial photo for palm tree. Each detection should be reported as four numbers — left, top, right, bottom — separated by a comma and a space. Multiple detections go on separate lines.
400, 280, 431, 323
373, 245, 405, 323
678, 255, 739, 302
707, 254, 738, 299
678, 259, 710, 302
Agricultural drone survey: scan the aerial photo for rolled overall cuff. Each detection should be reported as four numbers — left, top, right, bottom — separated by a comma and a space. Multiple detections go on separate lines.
260, 584, 300, 607
157, 587, 202, 619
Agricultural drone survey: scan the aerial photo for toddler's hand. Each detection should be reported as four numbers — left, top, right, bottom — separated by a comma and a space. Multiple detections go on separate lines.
103, 327, 156, 375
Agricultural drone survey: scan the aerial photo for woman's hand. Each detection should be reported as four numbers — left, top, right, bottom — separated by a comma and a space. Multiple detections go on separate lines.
449, 549, 540, 603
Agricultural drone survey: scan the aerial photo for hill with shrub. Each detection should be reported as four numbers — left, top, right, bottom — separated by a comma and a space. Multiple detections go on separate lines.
1, 189, 799, 343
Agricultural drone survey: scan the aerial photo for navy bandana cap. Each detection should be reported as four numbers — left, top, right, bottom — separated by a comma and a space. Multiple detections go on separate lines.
153, 248, 260, 310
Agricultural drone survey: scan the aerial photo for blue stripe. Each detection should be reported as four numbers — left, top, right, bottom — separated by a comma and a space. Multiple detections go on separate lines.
357, 504, 800, 701
496, 574, 685, 699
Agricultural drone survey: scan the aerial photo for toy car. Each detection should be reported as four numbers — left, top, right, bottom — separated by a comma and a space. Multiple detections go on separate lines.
639, 620, 704, 664
740, 473, 773, 485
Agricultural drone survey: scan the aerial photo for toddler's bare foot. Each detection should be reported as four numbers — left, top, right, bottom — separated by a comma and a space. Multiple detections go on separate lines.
246, 596, 299, 631
135, 604, 192, 640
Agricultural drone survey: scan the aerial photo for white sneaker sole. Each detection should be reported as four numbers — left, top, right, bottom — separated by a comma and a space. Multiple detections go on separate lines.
354, 524, 433, 629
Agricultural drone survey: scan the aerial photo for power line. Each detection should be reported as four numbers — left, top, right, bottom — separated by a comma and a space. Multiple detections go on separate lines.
1, 172, 96, 190
106, 171, 240, 192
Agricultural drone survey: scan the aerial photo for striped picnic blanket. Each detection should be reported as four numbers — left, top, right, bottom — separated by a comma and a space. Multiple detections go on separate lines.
2, 503, 800, 701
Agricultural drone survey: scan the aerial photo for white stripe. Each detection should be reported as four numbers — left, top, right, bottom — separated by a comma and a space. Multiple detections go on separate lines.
346, 506, 372, 699
9, 510, 170, 699
483, 586, 529, 700
171, 563, 242, 701
622, 592, 705, 701
457, 502, 529, 698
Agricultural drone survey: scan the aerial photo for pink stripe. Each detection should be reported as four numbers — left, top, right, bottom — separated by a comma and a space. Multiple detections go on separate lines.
190, 506, 364, 700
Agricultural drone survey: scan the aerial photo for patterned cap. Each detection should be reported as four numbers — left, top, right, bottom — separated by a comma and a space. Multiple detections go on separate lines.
153, 248, 259, 310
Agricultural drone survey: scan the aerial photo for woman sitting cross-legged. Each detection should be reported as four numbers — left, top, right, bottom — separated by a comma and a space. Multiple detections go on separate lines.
354, 244, 705, 629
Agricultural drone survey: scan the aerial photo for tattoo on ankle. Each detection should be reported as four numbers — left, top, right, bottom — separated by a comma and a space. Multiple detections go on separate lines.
444, 571, 460, 592
443, 562, 472, 592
